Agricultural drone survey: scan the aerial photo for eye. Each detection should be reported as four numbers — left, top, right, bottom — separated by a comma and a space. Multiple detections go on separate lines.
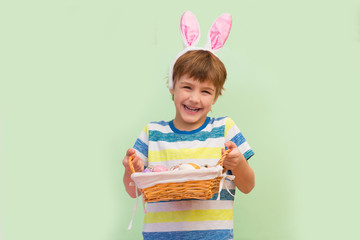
183, 86, 191, 90
202, 90, 212, 95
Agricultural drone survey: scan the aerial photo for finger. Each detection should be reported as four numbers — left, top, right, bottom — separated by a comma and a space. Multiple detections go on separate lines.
133, 156, 143, 166
132, 156, 141, 164
224, 141, 237, 150
126, 148, 135, 157
133, 157, 144, 171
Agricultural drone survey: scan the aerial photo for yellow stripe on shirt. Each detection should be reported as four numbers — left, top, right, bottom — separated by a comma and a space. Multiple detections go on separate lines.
224, 117, 235, 137
144, 209, 233, 224
148, 147, 222, 162
143, 125, 149, 136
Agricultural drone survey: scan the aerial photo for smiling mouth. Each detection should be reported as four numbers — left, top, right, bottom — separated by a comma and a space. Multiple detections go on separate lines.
184, 105, 200, 112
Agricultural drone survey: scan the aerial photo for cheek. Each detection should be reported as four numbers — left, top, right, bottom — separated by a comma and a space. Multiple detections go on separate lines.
174, 92, 186, 101
206, 96, 216, 105
173, 94, 183, 106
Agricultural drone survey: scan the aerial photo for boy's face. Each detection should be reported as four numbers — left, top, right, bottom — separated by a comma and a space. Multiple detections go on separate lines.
170, 75, 217, 131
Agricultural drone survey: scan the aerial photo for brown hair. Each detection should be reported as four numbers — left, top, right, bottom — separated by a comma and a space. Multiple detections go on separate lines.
172, 50, 227, 100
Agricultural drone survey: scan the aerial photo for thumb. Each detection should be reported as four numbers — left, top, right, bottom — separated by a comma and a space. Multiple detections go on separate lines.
126, 148, 135, 157
224, 141, 237, 150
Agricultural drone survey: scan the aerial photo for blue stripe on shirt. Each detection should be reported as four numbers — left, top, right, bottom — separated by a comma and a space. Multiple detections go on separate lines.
244, 149, 254, 160
209, 116, 227, 124
143, 229, 233, 240
149, 126, 225, 142
230, 132, 246, 147
151, 117, 226, 128
133, 138, 148, 158
211, 189, 235, 201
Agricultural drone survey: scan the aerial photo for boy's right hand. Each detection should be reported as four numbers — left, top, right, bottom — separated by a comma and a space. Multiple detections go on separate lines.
123, 148, 144, 174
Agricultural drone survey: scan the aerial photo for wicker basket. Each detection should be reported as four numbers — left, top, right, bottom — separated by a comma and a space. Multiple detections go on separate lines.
128, 149, 231, 202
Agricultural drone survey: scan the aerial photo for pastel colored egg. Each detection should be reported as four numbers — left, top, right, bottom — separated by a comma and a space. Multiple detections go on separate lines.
142, 168, 152, 173
178, 163, 196, 171
152, 165, 169, 172
187, 163, 200, 169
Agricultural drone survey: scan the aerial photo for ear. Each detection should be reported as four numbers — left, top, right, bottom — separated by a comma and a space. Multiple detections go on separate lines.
180, 11, 201, 48
169, 88, 174, 95
205, 13, 232, 51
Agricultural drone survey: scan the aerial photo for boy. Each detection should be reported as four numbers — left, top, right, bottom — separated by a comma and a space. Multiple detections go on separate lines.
123, 12, 255, 240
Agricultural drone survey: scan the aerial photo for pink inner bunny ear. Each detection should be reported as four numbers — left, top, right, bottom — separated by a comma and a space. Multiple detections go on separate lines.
180, 11, 200, 47
208, 13, 232, 51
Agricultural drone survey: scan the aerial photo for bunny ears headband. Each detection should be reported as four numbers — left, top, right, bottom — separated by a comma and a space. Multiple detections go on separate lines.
168, 11, 233, 90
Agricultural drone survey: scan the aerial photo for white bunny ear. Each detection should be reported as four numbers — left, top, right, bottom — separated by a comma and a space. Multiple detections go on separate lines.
180, 11, 200, 48
205, 13, 232, 51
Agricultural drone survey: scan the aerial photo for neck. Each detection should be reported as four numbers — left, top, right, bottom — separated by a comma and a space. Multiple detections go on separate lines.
172, 117, 207, 132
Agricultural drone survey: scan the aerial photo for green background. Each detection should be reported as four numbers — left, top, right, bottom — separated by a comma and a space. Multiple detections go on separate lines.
1, 0, 359, 239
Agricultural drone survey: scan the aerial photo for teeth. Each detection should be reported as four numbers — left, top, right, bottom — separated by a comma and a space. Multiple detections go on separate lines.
184, 105, 199, 112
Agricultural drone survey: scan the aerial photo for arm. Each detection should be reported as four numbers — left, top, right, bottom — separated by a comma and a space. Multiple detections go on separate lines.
123, 148, 144, 198
222, 141, 255, 194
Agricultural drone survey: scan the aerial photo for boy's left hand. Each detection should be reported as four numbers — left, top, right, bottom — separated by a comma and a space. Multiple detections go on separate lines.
221, 141, 247, 171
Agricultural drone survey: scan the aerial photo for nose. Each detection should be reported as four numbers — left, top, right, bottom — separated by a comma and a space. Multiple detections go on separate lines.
189, 91, 200, 104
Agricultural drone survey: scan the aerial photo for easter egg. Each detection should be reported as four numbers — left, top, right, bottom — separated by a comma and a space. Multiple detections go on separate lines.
178, 163, 196, 171
152, 165, 168, 172
142, 168, 152, 173
187, 163, 200, 169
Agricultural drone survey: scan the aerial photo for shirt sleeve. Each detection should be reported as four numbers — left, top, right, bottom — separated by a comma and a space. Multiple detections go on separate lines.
224, 117, 254, 160
132, 124, 149, 167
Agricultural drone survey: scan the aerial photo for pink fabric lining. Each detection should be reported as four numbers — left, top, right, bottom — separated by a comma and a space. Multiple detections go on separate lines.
180, 11, 200, 47
208, 13, 232, 50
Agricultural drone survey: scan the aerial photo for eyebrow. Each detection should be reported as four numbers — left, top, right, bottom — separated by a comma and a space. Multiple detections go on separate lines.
179, 80, 194, 86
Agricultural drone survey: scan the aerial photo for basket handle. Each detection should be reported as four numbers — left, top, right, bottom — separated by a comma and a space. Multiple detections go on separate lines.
128, 156, 136, 174
217, 149, 231, 173
217, 149, 231, 166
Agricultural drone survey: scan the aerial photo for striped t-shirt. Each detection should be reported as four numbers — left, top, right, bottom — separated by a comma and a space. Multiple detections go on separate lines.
133, 116, 254, 240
